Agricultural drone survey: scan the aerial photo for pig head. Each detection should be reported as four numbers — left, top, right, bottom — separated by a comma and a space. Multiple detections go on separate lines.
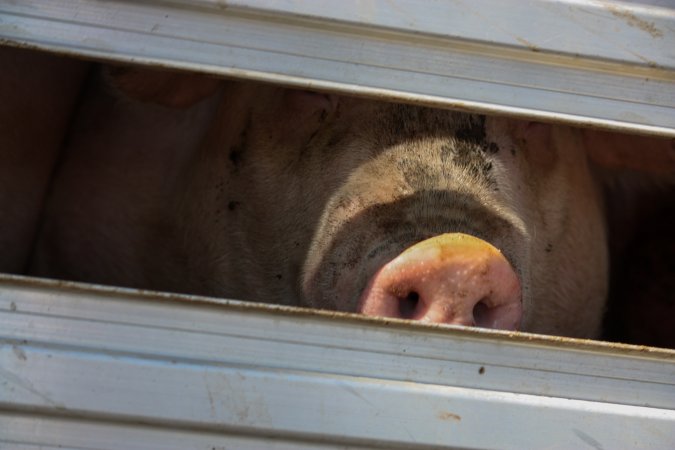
32, 66, 667, 339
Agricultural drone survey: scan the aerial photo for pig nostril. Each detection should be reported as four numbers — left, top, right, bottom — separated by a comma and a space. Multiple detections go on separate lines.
399, 291, 419, 319
473, 299, 490, 327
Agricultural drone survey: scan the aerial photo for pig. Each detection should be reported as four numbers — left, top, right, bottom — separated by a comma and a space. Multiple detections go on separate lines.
28, 64, 674, 340
0, 47, 88, 274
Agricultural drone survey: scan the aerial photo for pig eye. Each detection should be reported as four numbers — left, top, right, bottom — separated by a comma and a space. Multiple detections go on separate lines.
283, 90, 338, 118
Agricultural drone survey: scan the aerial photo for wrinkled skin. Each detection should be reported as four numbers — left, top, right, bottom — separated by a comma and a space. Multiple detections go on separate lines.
29, 68, 619, 339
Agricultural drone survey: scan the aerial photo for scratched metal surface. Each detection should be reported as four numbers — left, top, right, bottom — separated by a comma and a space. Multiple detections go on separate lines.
1, 274, 674, 449
0, 0, 674, 136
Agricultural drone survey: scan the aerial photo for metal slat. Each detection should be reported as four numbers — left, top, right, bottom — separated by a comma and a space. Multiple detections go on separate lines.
0, 0, 674, 136
1, 412, 379, 450
1, 275, 674, 449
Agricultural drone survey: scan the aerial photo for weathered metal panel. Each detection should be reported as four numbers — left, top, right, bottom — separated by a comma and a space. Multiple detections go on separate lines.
0, 0, 674, 136
1, 275, 674, 449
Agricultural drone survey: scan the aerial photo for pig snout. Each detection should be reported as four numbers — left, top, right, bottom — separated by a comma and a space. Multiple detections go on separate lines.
358, 233, 522, 330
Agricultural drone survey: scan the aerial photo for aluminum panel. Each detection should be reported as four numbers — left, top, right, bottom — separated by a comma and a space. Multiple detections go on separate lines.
0, 0, 674, 136
1, 275, 674, 449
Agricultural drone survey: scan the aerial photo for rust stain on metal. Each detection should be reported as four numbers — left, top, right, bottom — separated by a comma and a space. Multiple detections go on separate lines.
515, 36, 540, 52
602, 2, 663, 38
12, 345, 27, 361
438, 411, 462, 422
0, 38, 45, 52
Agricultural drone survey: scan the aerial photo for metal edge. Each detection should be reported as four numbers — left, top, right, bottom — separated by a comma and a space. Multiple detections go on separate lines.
2, 273, 673, 361
3, 36, 674, 138
1, 0, 674, 136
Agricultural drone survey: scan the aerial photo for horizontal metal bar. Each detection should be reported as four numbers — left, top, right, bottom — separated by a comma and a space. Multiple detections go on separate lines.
0, 0, 674, 136
1, 411, 380, 450
1, 275, 674, 449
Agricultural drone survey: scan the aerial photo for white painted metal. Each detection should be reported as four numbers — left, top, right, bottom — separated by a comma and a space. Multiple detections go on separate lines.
0, 0, 674, 136
1, 275, 674, 449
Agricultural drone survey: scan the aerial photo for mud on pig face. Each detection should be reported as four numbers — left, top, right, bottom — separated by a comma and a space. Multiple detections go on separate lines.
191, 83, 608, 338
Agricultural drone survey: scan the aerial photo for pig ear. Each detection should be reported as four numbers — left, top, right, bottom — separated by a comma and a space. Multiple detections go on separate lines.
106, 65, 222, 108
510, 120, 556, 168
582, 129, 675, 175
512, 121, 551, 148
